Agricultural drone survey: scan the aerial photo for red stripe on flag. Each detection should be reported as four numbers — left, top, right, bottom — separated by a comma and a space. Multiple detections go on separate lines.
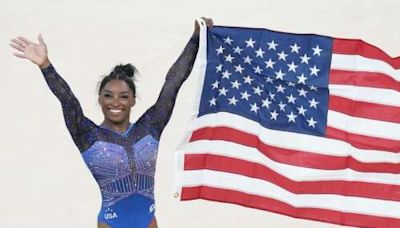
329, 69, 400, 92
333, 39, 400, 68
329, 95, 400, 123
326, 126, 400, 152
190, 127, 400, 173
181, 186, 400, 228
184, 154, 400, 201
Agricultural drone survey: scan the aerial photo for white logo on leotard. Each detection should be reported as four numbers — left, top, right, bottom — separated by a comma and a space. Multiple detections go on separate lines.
149, 204, 156, 213
104, 208, 118, 220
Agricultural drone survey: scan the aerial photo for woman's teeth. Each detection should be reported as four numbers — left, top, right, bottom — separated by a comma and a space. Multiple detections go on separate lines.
110, 109, 122, 113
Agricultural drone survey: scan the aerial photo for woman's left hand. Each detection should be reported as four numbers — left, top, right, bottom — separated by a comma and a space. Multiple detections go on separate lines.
194, 17, 213, 35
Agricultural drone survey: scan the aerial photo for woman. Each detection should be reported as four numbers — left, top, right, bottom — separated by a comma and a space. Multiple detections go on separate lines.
10, 19, 212, 228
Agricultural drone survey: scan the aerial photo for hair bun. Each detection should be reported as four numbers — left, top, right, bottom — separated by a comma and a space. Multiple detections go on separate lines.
99, 63, 138, 95
113, 63, 137, 78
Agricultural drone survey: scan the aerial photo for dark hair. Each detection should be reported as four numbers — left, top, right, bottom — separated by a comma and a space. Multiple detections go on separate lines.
98, 63, 138, 95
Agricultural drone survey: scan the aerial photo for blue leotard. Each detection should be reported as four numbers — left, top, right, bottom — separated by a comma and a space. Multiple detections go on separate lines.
41, 34, 199, 228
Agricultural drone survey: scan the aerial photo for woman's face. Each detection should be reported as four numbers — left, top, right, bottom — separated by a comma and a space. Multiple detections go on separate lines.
98, 80, 135, 125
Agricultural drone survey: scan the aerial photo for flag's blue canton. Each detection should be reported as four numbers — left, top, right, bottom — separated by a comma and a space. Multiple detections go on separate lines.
199, 27, 333, 136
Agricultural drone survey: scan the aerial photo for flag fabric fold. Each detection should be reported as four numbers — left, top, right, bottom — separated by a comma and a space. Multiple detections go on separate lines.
174, 21, 400, 228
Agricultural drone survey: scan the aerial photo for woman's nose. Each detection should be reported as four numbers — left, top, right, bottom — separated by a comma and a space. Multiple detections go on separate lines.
111, 97, 122, 106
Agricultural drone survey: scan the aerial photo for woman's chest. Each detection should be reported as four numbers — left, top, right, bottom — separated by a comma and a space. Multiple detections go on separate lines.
82, 135, 159, 179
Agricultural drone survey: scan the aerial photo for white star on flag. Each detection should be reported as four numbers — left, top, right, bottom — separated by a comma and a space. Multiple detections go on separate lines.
245, 38, 256, 48
267, 40, 278, 50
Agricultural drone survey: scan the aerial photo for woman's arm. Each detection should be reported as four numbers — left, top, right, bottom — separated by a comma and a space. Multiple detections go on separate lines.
10, 35, 96, 152
137, 19, 213, 140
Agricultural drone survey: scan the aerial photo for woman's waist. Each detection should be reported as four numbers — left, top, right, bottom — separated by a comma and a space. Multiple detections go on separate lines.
98, 193, 156, 224
98, 172, 155, 197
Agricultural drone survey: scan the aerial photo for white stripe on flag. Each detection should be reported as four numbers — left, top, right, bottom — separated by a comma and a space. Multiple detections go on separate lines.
181, 169, 400, 219
331, 54, 400, 80
328, 110, 400, 140
188, 112, 400, 163
184, 140, 400, 185
329, 84, 400, 107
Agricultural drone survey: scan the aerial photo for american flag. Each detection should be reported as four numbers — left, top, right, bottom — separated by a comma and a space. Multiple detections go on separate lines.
174, 24, 400, 228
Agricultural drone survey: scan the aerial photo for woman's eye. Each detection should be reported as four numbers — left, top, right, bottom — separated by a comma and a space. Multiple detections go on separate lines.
104, 94, 111, 98
121, 96, 129, 99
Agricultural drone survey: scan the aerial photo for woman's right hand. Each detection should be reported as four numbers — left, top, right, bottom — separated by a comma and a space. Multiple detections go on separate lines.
10, 34, 50, 69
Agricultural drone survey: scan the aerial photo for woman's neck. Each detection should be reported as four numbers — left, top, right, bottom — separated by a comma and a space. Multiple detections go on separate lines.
101, 120, 131, 134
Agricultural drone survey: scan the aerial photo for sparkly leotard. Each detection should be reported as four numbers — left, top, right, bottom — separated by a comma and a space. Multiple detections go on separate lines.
41, 35, 199, 228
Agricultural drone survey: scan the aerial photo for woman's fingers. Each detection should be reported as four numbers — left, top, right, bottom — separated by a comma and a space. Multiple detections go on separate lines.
199, 17, 214, 28
13, 53, 25, 58
204, 18, 213, 27
38, 34, 45, 45
11, 38, 26, 48
17, 36, 32, 46
9, 42, 25, 52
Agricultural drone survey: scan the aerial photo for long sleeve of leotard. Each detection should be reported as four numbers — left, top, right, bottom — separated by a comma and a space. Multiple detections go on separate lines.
137, 33, 200, 140
41, 64, 96, 152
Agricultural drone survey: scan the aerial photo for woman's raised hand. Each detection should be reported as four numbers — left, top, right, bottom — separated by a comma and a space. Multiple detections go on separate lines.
194, 17, 213, 35
10, 34, 50, 69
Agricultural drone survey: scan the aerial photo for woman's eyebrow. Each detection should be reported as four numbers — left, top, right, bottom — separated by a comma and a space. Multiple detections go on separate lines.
102, 90, 131, 94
